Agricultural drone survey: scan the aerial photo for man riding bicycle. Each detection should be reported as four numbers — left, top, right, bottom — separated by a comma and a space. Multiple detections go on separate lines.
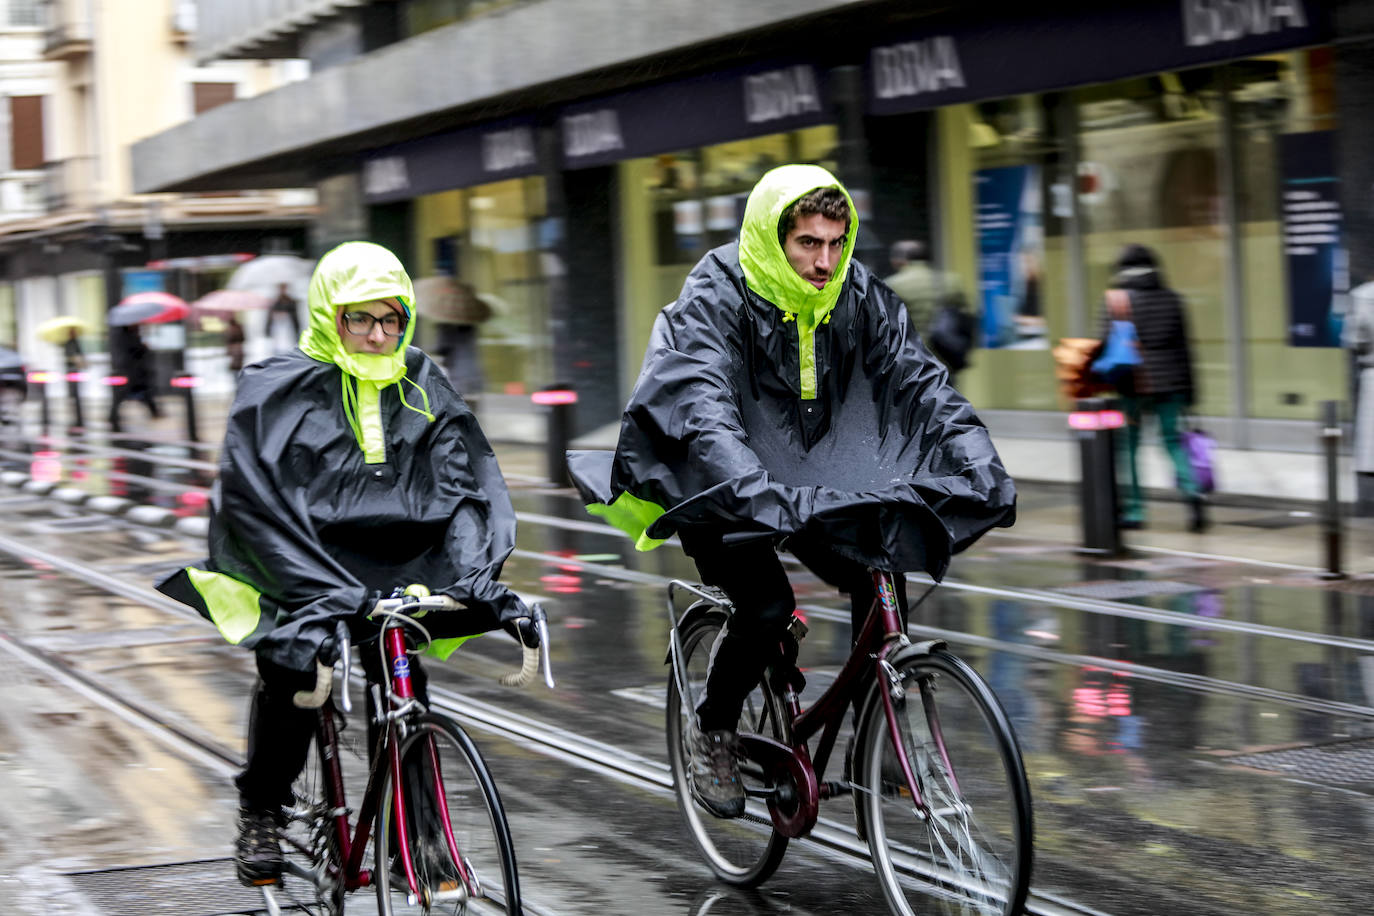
570, 164, 1015, 818
158, 241, 539, 885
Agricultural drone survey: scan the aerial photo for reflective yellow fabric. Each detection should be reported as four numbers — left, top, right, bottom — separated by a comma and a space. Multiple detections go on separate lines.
186, 567, 263, 645
585, 490, 668, 551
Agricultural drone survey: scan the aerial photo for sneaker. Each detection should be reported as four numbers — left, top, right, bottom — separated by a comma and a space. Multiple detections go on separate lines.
690, 727, 746, 818
235, 805, 284, 886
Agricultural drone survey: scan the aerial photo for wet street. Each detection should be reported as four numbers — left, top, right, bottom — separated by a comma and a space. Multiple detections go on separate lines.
0, 429, 1372, 914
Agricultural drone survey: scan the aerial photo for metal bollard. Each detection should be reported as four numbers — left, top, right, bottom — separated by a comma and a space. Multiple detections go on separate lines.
171, 374, 200, 443
27, 370, 53, 438
65, 371, 85, 432
531, 386, 577, 486
1072, 397, 1125, 556
1320, 400, 1345, 579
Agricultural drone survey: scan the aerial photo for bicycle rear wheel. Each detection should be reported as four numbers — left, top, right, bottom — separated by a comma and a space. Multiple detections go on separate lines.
280, 712, 352, 916
665, 608, 790, 887
374, 713, 520, 915
858, 650, 1032, 916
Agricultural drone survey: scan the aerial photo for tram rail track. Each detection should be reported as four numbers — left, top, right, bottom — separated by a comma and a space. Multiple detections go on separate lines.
0, 523, 1114, 916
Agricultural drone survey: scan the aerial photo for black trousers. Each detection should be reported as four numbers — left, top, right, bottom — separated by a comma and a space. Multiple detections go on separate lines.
236, 647, 429, 810
678, 530, 908, 733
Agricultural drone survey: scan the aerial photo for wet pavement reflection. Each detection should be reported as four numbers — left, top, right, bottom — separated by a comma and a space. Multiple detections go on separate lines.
0, 449, 1372, 913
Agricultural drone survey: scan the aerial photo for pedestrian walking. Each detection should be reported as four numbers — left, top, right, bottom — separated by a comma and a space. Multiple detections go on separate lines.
1097, 243, 1206, 532
223, 314, 246, 380
884, 239, 975, 383
269, 282, 302, 352
107, 325, 162, 432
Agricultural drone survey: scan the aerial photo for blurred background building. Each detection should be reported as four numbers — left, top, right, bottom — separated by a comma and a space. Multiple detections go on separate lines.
56, 0, 1374, 458
0, 0, 314, 391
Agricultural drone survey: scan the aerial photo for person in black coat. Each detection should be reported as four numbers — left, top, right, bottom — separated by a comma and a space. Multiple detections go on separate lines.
106, 325, 162, 432
1097, 244, 1205, 532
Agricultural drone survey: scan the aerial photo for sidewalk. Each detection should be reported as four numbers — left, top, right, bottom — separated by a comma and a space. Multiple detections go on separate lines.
17, 389, 1373, 578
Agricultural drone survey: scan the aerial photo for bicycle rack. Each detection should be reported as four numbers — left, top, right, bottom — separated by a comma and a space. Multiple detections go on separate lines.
665, 579, 732, 714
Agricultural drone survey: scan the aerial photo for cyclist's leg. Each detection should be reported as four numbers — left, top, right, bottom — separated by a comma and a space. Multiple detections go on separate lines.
237, 654, 316, 810
234, 655, 316, 884
678, 530, 795, 732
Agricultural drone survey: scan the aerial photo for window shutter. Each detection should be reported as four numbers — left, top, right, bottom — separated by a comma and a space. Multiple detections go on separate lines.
10, 96, 44, 171
192, 82, 236, 115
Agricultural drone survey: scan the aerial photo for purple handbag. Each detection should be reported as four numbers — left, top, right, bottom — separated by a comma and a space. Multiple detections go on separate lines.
1180, 427, 1216, 493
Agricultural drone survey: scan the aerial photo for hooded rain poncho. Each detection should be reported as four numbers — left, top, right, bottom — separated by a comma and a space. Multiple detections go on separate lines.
157, 242, 525, 671
570, 165, 1015, 578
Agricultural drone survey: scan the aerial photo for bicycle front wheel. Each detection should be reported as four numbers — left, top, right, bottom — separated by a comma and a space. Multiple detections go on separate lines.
374, 714, 520, 915
858, 650, 1032, 916
665, 608, 790, 888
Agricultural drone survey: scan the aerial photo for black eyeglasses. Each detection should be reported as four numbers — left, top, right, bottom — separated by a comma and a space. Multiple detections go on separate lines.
342, 311, 407, 337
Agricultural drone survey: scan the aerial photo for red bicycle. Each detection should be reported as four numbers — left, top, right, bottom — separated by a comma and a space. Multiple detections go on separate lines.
665, 567, 1033, 916
261, 589, 553, 916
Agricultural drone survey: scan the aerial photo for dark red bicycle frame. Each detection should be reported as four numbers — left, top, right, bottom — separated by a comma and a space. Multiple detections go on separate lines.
736, 569, 936, 838
309, 623, 470, 897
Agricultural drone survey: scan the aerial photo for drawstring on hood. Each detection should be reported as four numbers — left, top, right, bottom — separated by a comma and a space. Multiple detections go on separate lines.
737, 164, 858, 399
299, 241, 433, 462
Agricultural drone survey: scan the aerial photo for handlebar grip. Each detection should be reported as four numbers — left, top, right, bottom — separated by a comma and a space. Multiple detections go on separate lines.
498, 603, 555, 689
293, 660, 332, 709
498, 644, 540, 688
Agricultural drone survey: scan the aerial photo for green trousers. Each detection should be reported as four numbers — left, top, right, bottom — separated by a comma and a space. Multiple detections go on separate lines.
1117, 394, 1197, 523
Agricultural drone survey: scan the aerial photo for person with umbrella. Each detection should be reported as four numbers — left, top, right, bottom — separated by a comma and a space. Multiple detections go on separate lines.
108, 325, 162, 431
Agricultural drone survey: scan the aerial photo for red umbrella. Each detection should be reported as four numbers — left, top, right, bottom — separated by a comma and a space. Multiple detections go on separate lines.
109, 291, 190, 326
191, 288, 273, 316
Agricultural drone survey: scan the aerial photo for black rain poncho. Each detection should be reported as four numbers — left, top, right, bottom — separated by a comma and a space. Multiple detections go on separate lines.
157, 242, 525, 672
570, 165, 1015, 578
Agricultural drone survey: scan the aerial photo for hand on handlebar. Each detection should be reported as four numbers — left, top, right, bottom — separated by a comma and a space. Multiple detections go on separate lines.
503, 613, 541, 649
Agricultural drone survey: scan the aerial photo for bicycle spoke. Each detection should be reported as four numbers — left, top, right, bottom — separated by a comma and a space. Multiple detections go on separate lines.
862, 652, 1031, 916
666, 611, 790, 887
374, 715, 519, 916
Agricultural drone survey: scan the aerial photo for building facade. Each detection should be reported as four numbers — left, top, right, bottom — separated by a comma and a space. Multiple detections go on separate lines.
0, 0, 314, 394
132, 0, 1367, 450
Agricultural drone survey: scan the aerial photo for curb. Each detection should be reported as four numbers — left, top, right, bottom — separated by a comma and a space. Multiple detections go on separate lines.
0, 469, 205, 538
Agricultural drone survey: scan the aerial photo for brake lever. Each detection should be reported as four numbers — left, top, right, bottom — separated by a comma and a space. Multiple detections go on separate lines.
336, 624, 353, 715
535, 601, 557, 686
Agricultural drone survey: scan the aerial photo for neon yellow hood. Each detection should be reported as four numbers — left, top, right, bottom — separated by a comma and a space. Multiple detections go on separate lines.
737, 165, 858, 399
299, 241, 432, 463
300, 241, 417, 381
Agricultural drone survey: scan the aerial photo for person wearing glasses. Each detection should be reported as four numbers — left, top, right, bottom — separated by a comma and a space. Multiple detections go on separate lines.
158, 240, 539, 885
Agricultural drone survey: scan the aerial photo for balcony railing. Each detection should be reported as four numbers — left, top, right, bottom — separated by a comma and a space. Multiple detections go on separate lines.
43, 20, 92, 59
43, 157, 98, 212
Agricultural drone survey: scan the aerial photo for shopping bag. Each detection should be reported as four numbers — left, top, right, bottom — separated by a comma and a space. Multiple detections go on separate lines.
1180, 426, 1217, 493
1090, 289, 1141, 388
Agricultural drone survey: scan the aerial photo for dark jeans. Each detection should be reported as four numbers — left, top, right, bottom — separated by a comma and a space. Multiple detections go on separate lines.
236, 647, 429, 811
678, 530, 908, 733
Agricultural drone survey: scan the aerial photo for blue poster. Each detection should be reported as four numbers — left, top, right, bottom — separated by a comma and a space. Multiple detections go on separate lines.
121, 269, 165, 298
975, 165, 1045, 349
1280, 132, 1343, 347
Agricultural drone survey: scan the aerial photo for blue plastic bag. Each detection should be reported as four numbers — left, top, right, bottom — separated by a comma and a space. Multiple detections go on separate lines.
1091, 319, 1141, 385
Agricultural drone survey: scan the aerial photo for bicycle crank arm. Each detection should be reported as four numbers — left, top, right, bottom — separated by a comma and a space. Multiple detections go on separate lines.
258, 886, 282, 916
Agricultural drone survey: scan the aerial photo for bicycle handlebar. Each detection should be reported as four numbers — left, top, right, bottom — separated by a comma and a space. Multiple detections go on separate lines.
292, 594, 553, 709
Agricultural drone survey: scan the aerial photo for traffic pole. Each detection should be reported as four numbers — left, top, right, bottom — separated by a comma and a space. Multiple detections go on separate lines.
532, 386, 577, 486
1320, 399, 1345, 579
1072, 397, 1125, 556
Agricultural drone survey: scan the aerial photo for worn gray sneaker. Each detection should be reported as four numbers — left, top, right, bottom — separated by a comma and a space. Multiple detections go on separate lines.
691, 727, 746, 818
234, 805, 284, 886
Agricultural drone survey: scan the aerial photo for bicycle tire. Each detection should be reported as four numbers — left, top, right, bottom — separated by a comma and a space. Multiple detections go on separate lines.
281, 713, 349, 916
665, 608, 790, 887
374, 713, 521, 915
857, 649, 1033, 916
